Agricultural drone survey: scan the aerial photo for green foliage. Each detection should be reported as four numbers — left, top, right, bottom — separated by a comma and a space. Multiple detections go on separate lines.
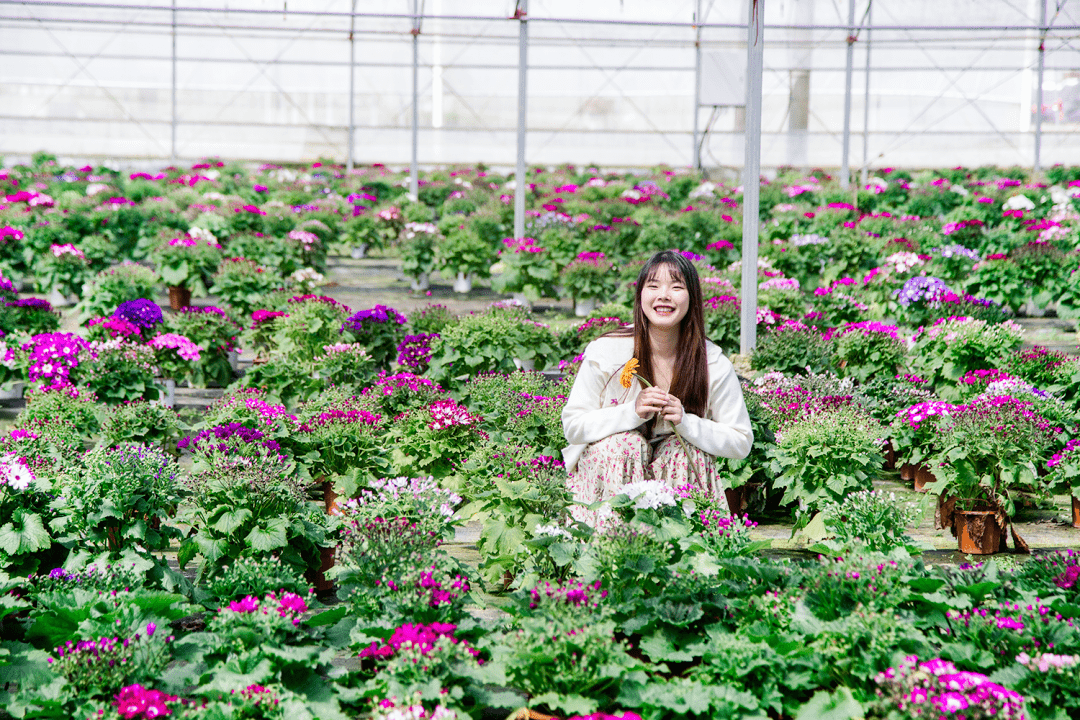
209, 256, 287, 319
751, 322, 834, 375
770, 409, 884, 525
75, 263, 159, 321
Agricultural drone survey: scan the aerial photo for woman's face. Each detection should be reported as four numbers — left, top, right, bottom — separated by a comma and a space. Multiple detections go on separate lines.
639, 263, 690, 330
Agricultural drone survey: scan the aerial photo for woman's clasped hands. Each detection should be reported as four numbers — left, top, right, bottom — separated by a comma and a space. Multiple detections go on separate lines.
635, 386, 684, 425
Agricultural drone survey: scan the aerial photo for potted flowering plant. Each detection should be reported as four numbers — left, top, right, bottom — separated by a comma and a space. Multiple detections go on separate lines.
272, 294, 351, 363
339, 304, 408, 371
492, 237, 558, 303
165, 306, 241, 387
37, 244, 88, 305
0, 453, 59, 576
889, 401, 959, 486
76, 262, 158, 322
0, 298, 60, 337
559, 251, 617, 316
209, 257, 286, 319
147, 332, 201, 402
78, 341, 162, 405
928, 394, 1060, 554
52, 443, 182, 562
399, 221, 439, 291
1045, 439, 1080, 529
907, 316, 1025, 401
831, 321, 906, 385
435, 225, 495, 293
389, 398, 485, 480
151, 234, 222, 309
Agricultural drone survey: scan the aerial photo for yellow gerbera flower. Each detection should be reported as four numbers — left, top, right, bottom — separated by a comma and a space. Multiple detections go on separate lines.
620, 358, 640, 389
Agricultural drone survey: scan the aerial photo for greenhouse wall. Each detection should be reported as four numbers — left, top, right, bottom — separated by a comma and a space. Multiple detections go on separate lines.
1, 0, 1078, 171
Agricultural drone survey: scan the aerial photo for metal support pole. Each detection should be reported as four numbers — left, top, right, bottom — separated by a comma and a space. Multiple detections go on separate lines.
346, 0, 356, 171
740, 0, 763, 357
170, 0, 177, 162
513, 0, 528, 240
409, 0, 420, 201
840, 0, 855, 190
860, 1, 872, 186
1034, 0, 1047, 175
692, 0, 702, 170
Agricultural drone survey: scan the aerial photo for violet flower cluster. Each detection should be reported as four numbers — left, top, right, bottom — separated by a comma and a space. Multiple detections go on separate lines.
528, 580, 607, 611
396, 333, 437, 370
896, 276, 951, 307
177, 423, 284, 459
342, 304, 408, 331
113, 299, 163, 329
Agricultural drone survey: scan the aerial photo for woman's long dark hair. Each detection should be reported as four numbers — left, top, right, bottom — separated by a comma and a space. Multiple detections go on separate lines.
609, 250, 709, 419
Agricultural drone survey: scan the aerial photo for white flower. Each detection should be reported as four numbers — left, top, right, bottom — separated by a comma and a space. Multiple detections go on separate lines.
188, 226, 218, 243
619, 480, 677, 510
85, 183, 110, 197
1003, 194, 1036, 211
534, 523, 572, 540
949, 184, 969, 196
0, 454, 34, 491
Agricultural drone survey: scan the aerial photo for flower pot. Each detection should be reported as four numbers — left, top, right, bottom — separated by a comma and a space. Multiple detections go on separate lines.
574, 298, 597, 317
0, 383, 24, 401
955, 510, 1004, 555
725, 485, 750, 516
410, 272, 430, 291
350, 243, 369, 259
513, 357, 536, 371
913, 464, 935, 493
512, 292, 531, 308
314, 546, 336, 592
167, 285, 192, 310
899, 463, 916, 481
1073, 496, 1080, 529
47, 287, 76, 307
453, 272, 473, 293
883, 444, 897, 471
509, 710, 558, 720
162, 379, 176, 408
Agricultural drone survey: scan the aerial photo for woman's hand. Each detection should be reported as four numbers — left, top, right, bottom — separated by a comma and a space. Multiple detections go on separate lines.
661, 394, 684, 426
635, 386, 670, 420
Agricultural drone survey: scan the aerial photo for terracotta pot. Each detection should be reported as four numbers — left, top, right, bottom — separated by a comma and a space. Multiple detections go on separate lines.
725, 486, 746, 516
899, 463, 916, 481
956, 510, 1004, 555
884, 444, 897, 471
314, 547, 336, 592
509, 709, 558, 720
913, 465, 935, 493
168, 285, 192, 310
1073, 496, 1080, 529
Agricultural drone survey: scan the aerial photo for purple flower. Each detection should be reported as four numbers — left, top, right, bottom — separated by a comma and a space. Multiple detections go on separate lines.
396, 333, 437, 369
896, 276, 950, 307
114, 299, 163, 329
341, 305, 407, 333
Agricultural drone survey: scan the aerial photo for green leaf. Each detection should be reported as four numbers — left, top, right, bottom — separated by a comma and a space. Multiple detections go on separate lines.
794, 687, 863, 720
246, 518, 288, 551
0, 511, 51, 555
213, 508, 253, 535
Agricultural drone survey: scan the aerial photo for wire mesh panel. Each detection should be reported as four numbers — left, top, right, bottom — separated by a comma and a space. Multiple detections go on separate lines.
0, 0, 1077, 169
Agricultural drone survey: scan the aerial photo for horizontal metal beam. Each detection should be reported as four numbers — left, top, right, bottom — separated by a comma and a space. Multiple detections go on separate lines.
0, 1, 1076, 32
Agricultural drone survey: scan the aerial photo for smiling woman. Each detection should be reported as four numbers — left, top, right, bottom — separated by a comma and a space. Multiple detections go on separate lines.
560, 250, 754, 527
